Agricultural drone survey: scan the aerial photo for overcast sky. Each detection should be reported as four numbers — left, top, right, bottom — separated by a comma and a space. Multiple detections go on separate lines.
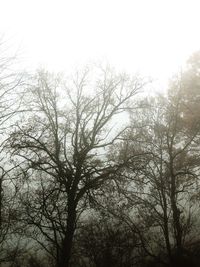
0, 0, 200, 90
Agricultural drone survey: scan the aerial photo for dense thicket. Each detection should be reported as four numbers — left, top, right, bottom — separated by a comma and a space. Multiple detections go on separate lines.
1, 51, 200, 267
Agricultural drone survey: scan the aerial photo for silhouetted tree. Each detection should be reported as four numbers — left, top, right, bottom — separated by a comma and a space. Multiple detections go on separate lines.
122, 91, 200, 266
0, 39, 24, 265
10, 68, 145, 267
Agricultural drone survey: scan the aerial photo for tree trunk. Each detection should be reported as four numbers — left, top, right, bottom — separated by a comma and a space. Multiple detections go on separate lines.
169, 152, 183, 254
161, 184, 172, 260
163, 218, 172, 260
171, 183, 182, 252
57, 204, 76, 267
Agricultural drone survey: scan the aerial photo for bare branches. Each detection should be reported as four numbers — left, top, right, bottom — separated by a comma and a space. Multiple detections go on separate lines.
7, 67, 144, 266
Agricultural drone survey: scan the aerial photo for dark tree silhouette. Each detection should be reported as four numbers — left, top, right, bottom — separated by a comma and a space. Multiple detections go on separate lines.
10, 68, 145, 267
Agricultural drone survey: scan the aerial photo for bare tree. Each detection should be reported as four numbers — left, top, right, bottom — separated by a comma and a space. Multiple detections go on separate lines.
0, 38, 25, 266
121, 91, 200, 266
10, 68, 145, 267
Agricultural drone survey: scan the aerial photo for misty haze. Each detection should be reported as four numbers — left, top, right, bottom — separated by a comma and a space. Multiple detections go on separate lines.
0, 1, 200, 267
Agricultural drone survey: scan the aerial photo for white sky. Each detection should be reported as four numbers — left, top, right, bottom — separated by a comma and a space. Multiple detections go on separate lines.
0, 0, 200, 90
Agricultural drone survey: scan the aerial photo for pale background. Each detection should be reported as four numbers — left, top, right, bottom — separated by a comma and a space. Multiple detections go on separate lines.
0, 0, 200, 91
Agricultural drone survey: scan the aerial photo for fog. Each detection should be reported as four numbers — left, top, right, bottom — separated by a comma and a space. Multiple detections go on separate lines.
0, 1, 200, 267
1, 0, 200, 87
